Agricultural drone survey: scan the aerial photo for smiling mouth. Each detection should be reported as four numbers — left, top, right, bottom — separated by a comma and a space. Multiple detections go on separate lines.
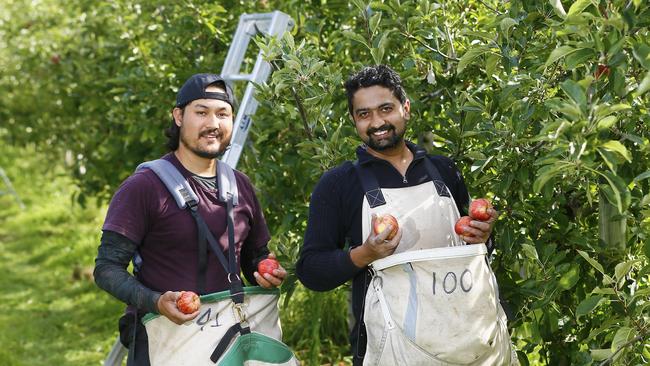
369, 126, 394, 138
200, 129, 221, 140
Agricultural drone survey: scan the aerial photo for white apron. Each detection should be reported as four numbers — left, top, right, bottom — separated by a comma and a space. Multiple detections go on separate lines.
360, 181, 518, 365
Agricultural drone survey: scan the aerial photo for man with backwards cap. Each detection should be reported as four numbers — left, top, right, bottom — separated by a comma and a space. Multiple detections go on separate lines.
94, 73, 286, 365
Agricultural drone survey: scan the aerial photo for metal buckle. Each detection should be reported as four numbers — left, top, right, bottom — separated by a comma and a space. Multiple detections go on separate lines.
227, 273, 240, 283
233, 302, 248, 327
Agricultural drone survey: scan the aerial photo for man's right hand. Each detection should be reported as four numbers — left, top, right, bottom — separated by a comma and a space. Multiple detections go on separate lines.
350, 214, 402, 268
156, 291, 200, 325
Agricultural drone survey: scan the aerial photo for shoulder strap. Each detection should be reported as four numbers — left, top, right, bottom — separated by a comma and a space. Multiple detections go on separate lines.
353, 161, 386, 208
217, 160, 239, 206
136, 159, 199, 209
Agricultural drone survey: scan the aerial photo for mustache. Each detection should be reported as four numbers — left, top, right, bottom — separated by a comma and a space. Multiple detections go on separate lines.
199, 127, 221, 137
367, 124, 394, 135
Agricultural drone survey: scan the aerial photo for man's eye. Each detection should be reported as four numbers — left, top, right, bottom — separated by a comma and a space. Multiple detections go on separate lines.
197, 111, 207, 116
381, 106, 392, 112
358, 112, 368, 119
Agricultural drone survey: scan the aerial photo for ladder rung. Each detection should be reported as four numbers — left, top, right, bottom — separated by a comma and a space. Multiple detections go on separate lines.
223, 74, 254, 82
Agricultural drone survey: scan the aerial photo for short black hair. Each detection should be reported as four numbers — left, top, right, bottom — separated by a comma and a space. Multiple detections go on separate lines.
344, 64, 407, 116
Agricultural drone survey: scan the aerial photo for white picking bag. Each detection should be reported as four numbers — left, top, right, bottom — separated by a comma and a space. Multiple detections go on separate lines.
142, 287, 299, 366
362, 244, 517, 365
352, 157, 518, 365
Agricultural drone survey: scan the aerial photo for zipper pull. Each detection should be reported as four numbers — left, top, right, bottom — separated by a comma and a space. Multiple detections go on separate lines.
403, 176, 407, 184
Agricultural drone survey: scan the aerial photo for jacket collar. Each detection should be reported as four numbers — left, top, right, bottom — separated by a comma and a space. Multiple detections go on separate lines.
356, 140, 428, 165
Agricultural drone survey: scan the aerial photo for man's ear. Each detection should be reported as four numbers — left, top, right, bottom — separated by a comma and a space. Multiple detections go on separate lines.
172, 107, 183, 127
403, 99, 411, 120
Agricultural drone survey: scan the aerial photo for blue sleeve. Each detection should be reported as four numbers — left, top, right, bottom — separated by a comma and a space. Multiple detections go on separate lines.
296, 170, 363, 291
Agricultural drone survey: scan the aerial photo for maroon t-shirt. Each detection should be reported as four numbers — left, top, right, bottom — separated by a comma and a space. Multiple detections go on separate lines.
102, 153, 270, 294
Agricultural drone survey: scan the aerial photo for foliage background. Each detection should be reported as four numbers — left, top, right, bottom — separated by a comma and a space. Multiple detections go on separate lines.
1, 0, 649, 365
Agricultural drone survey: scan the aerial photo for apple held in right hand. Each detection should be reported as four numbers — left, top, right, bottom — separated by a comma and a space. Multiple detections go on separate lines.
454, 216, 474, 237
176, 291, 200, 314
372, 214, 399, 240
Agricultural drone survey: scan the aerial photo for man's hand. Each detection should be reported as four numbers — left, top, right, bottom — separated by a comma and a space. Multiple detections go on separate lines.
350, 214, 403, 268
254, 253, 287, 288
156, 291, 200, 325
460, 207, 499, 244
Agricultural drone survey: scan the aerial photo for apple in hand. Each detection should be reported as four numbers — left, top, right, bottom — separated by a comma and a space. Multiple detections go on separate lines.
176, 291, 200, 314
258, 258, 280, 276
454, 216, 474, 237
373, 214, 399, 240
469, 198, 492, 221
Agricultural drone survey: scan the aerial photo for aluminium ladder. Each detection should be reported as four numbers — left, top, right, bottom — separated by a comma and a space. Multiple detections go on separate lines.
103, 10, 293, 366
0, 167, 25, 209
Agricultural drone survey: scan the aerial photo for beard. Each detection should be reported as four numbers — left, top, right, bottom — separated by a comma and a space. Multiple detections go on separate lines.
365, 124, 404, 151
179, 126, 229, 159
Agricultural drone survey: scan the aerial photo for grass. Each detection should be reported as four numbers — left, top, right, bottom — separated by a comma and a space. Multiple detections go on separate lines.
0, 145, 122, 365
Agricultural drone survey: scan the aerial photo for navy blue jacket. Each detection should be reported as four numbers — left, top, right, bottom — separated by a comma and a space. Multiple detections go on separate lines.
296, 141, 482, 363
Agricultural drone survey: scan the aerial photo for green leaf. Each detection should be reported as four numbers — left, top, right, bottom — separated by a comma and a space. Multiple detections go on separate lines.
521, 243, 539, 261
343, 31, 369, 49
614, 260, 638, 281
560, 79, 586, 107
567, 0, 594, 16
632, 42, 650, 70
577, 250, 606, 275
576, 295, 604, 318
533, 161, 571, 193
598, 171, 631, 213
597, 148, 619, 173
590, 349, 613, 361
611, 327, 634, 352
457, 45, 491, 74
599, 140, 631, 162
564, 48, 595, 70
595, 103, 631, 119
558, 264, 580, 290
635, 71, 650, 97
543, 46, 578, 68
500, 17, 518, 34
596, 115, 618, 130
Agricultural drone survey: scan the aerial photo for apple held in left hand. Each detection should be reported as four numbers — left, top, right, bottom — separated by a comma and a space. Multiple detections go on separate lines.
456, 198, 498, 244
254, 253, 287, 288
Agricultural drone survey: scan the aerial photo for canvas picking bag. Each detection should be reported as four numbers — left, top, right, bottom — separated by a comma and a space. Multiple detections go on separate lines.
362, 244, 517, 366
142, 287, 298, 366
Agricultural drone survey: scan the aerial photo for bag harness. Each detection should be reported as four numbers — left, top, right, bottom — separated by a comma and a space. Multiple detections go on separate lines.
136, 158, 250, 363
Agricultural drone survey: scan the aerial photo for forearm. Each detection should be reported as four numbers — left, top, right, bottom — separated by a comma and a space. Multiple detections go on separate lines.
93, 230, 160, 313
297, 247, 362, 291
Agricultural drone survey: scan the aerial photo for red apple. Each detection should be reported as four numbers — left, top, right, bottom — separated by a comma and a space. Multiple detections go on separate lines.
176, 291, 200, 314
50, 54, 61, 65
454, 216, 474, 236
373, 214, 399, 240
469, 198, 492, 221
595, 64, 610, 80
258, 258, 280, 276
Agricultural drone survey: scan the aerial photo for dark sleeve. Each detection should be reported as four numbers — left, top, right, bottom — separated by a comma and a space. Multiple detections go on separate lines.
241, 245, 270, 285
237, 173, 271, 285
94, 230, 161, 313
296, 169, 364, 291
434, 156, 495, 254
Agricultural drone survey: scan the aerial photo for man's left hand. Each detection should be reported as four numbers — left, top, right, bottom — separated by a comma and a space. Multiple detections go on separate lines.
254, 253, 287, 288
460, 207, 499, 244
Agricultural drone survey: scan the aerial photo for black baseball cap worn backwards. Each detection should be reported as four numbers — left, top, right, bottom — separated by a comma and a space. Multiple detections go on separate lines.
175, 73, 236, 110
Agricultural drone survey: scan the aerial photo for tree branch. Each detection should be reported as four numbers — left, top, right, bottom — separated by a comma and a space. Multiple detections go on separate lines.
400, 31, 460, 61
290, 85, 314, 140
598, 333, 647, 365
476, 0, 503, 15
